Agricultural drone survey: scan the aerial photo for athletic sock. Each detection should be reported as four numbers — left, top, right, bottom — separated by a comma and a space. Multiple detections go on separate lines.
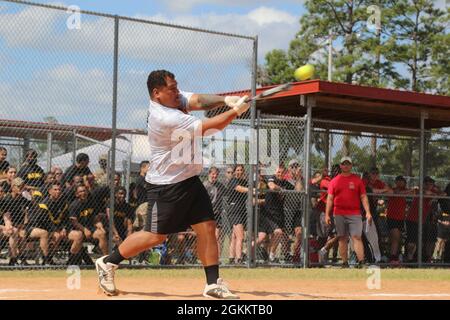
204, 265, 219, 285
67, 253, 81, 265
80, 248, 94, 265
104, 249, 125, 265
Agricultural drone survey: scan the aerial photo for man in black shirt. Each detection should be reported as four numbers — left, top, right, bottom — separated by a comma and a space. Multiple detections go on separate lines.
62, 153, 92, 188
135, 161, 150, 206
67, 184, 109, 265
264, 166, 293, 263
0, 166, 17, 194
0, 147, 9, 180
17, 149, 45, 190
0, 177, 30, 265
203, 167, 226, 257
27, 183, 70, 265
112, 187, 135, 246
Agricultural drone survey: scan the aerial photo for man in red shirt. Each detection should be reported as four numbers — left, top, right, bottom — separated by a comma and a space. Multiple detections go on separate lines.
325, 157, 373, 267
386, 176, 413, 263
405, 176, 443, 263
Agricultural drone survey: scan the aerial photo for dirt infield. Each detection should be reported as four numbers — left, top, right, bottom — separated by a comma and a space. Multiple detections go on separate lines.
1, 268, 450, 300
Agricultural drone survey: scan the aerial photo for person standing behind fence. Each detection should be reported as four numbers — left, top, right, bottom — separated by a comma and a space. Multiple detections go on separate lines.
325, 157, 373, 268
62, 153, 92, 189
203, 167, 226, 259
94, 154, 109, 187
317, 164, 340, 265
386, 176, 413, 264
111, 187, 135, 248
285, 159, 304, 264
135, 161, 150, 206
435, 183, 450, 262
0, 147, 10, 181
0, 177, 30, 265
405, 176, 443, 263
17, 149, 44, 191
1, 166, 17, 194
227, 164, 248, 264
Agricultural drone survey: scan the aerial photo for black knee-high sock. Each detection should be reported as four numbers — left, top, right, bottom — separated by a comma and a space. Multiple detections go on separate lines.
204, 265, 219, 285
104, 249, 125, 265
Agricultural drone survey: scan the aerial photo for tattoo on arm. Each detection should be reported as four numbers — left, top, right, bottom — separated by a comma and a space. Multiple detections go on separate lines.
195, 94, 225, 110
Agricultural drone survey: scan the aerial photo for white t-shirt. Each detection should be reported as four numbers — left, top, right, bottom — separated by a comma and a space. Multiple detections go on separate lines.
145, 91, 203, 185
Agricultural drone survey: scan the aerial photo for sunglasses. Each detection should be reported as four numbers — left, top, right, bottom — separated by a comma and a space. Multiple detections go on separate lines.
341, 162, 352, 166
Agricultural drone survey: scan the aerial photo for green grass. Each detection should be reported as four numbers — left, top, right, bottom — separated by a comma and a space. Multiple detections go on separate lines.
1, 268, 450, 281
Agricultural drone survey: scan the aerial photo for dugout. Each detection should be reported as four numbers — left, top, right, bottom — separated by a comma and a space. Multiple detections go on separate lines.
215, 80, 450, 267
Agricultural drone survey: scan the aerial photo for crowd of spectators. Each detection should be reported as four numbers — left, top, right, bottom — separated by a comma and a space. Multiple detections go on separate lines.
1, 145, 449, 267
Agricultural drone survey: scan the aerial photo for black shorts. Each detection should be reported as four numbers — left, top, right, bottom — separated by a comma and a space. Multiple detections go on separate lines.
285, 209, 303, 233
213, 210, 222, 228
259, 208, 284, 234
387, 218, 404, 232
144, 176, 215, 234
405, 221, 431, 244
227, 203, 247, 227
438, 224, 450, 240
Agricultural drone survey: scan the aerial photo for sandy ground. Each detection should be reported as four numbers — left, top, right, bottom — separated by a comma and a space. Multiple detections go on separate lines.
1, 274, 450, 300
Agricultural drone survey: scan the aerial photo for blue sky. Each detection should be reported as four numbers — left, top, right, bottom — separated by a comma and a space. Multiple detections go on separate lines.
1, 0, 446, 130
0, 0, 307, 129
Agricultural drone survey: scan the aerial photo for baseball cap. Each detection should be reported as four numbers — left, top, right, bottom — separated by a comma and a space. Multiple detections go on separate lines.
99, 154, 108, 161
288, 159, 300, 167
424, 176, 435, 183
340, 156, 352, 164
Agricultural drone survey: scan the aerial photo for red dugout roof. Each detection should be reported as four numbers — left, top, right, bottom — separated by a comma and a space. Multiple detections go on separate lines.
217, 80, 450, 135
0, 119, 145, 141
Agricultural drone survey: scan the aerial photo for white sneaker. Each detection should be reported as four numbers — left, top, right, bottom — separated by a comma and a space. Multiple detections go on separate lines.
95, 255, 118, 296
203, 278, 239, 300
318, 248, 327, 265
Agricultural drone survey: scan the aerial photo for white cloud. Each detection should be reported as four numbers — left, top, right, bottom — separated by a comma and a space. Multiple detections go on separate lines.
0, 4, 299, 128
248, 7, 297, 26
165, 0, 303, 13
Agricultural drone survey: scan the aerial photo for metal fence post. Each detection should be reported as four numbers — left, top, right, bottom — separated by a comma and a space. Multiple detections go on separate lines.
247, 35, 258, 268
418, 111, 427, 267
302, 96, 313, 268
108, 15, 119, 255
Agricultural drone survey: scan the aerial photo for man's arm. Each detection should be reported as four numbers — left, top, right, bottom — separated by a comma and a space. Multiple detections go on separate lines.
360, 194, 373, 224
188, 94, 245, 111
268, 181, 281, 191
325, 194, 334, 218
201, 97, 249, 135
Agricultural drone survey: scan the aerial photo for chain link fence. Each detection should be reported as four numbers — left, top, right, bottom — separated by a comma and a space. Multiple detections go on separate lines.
0, 0, 256, 268
307, 122, 450, 267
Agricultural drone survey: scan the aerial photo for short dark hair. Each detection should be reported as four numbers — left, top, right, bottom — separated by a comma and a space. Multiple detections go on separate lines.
48, 182, 62, 190
208, 166, 219, 174
370, 167, 379, 174
0, 147, 7, 153
140, 160, 150, 169
25, 149, 38, 159
115, 186, 127, 194
395, 175, 406, 182
147, 70, 175, 98
76, 153, 89, 163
